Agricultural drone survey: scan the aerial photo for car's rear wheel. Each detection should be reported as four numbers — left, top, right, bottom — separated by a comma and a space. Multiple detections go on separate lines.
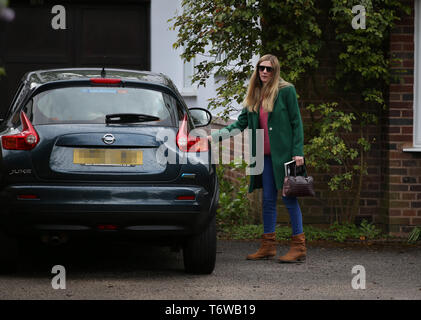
0, 231, 18, 274
183, 215, 216, 274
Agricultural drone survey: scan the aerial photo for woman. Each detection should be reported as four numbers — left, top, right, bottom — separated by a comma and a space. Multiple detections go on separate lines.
208, 54, 306, 263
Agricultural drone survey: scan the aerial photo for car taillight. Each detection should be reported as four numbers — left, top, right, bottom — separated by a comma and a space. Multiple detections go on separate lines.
176, 195, 196, 201
17, 194, 39, 200
176, 114, 208, 152
90, 78, 121, 85
1, 111, 39, 150
97, 224, 118, 230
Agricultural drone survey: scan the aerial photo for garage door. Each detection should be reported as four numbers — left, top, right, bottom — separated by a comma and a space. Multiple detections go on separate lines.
0, 0, 150, 117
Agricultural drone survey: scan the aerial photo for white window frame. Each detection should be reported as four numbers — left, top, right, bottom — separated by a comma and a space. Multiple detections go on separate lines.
179, 1, 197, 97
404, 0, 421, 151
181, 56, 197, 96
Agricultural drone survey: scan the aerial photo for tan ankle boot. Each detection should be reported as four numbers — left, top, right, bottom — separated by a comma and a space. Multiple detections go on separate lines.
278, 233, 306, 263
246, 232, 276, 260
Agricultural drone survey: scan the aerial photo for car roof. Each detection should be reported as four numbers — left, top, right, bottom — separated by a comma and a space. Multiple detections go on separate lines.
23, 68, 176, 90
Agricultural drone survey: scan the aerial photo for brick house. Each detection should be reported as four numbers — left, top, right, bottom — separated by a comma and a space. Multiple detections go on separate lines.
1, 1, 419, 237
209, 0, 421, 237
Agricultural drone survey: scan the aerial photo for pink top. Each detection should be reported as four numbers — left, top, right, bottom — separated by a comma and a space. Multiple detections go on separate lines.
259, 104, 271, 155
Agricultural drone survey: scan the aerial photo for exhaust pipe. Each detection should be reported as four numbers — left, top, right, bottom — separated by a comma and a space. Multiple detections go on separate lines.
41, 233, 68, 246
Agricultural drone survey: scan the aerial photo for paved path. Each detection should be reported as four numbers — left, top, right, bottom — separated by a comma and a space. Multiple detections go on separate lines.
0, 239, 420, 300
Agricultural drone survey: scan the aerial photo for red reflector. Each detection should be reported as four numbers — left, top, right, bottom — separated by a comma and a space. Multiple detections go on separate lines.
97, 224, 118, 230
176, 195, 195, 201
17, 194, 38, 200
90, 78, 121, 85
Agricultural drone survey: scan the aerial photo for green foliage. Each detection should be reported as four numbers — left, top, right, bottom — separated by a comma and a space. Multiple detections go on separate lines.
408, 227, 421, 243
330, 0, 409, 108
170, 0, 262, 119
171, 0, 408, 119
169, 0, 326, 120
305, 102, 357, 177
221, 224, 263, 240
259, 0, 323, 82
221, 219, 386, 242
328, 219, 382, 241
216, 158, 253, 230
304, 102, 376, 222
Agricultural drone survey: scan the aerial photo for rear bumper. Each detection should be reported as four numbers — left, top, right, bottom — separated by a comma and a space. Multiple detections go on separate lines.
0, 182, 219, 238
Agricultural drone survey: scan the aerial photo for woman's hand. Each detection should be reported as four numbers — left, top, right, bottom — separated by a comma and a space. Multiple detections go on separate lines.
293, 156, 304, 166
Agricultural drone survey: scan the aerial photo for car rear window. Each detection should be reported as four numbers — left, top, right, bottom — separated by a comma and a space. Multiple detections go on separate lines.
25, 86, 177, 126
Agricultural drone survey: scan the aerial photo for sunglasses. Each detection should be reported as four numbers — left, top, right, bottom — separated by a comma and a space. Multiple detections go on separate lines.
258, 65, 273, 73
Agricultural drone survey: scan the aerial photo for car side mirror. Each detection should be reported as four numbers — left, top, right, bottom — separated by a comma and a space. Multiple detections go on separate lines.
188, 108, 212, 127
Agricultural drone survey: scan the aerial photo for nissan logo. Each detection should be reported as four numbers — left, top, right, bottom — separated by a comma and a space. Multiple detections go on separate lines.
102, 134, 116, 145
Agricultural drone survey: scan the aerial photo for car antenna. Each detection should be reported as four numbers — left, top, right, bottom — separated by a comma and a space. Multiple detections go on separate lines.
101, 55, 107, 77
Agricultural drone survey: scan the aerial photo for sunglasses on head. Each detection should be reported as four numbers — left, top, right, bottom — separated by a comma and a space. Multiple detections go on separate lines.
258, 65, 273, 72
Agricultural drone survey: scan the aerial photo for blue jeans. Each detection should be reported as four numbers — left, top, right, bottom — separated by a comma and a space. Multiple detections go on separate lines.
262, 155, 304, 235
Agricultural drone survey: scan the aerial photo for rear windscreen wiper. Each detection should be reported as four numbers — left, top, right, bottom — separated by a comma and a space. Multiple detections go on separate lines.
105, 113, 160, 124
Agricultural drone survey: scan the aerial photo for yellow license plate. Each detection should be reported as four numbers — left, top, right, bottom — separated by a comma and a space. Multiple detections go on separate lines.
73, 149, 143, 166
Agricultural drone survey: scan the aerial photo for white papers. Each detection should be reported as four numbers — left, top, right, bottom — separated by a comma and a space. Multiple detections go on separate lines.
284, 159, 296, 176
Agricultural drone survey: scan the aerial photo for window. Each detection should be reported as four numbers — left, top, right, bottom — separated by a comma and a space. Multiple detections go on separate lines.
27, 87, 176, 126
216, 51, 227, 62
183, 56, 196, 95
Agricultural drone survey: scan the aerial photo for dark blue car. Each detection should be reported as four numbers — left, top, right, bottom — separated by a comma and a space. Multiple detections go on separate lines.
0, 68, 219, 274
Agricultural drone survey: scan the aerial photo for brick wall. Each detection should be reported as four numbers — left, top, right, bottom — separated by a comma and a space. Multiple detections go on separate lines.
383, 0, 421, 236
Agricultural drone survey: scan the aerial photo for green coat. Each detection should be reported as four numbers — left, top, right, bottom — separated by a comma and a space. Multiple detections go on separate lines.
211, 85, 304, 193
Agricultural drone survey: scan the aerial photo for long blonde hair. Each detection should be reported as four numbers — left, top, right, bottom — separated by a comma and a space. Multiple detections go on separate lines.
243, 54, 292, 113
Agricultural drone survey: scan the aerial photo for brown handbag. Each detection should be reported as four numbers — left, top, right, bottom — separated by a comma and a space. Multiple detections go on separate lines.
282, 160, 315, 197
